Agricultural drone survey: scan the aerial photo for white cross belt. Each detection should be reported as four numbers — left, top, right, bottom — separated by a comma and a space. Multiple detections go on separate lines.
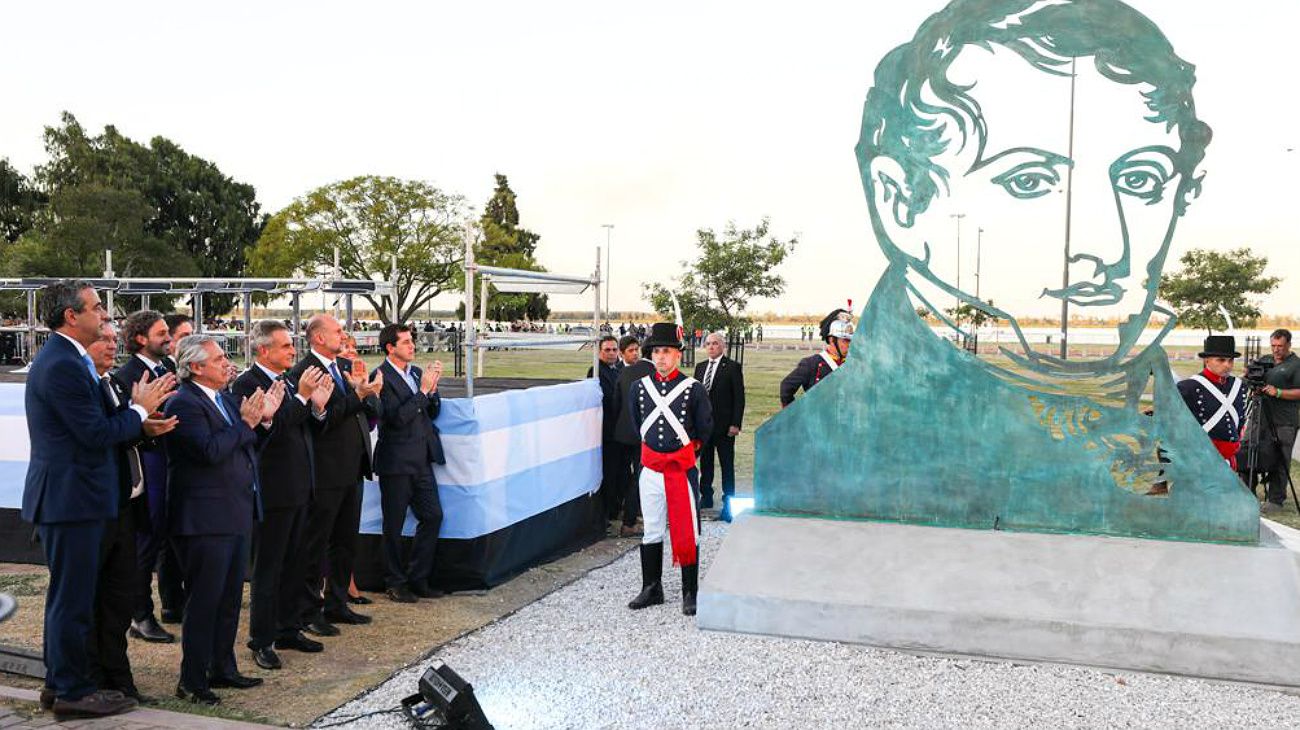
639, 376, 695, 447
1190, 374, 1242, 434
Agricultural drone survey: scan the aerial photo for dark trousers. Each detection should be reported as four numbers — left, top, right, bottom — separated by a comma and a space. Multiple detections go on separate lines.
89, 505, 137, 693
299, 481, 361, 624
39, 520, 106, 701
134, 494, 186, 621
612, 442, 641, 524
1267, 425, 1299, 504
599, 440, 623, 519
175, 533, 247, 691
378, 472, 443, 589
248, 504, 308, 649
699, 433, 736, 504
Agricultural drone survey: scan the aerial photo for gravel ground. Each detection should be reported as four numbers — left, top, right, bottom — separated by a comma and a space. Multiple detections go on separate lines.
316, 522, 1300, 729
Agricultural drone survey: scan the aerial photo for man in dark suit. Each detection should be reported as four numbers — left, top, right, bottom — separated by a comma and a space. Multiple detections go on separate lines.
87, 321, 177, 706
155, 313, 194, 623
613, 336, 654, 536
113, 309, 178, 644
289, 314, 381, 634
232, 320, 334, 670
22, 281, 173, 717
693, 332, 745, 521
372, 323, 445, 602
586, 336, 623, 523
165, 334, 280, 704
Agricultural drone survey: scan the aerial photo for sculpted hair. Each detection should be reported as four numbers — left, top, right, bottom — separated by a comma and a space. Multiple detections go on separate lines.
250, 319, 288, 354
122, 310, 164, 354
856, 0, 1212, 226
174, 334, 216, 380
40, 279, 92, 330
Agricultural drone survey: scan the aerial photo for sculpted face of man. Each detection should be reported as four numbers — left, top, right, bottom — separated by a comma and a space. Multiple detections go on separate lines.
868, 44, 1196, 365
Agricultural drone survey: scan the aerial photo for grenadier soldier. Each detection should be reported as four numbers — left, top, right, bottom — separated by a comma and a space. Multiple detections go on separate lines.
779, 308, 855, 407
627, 323, 713, 616
1177, 335, 1246, 471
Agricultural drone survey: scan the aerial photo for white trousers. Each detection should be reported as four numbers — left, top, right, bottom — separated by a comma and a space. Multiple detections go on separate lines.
638, 465, 700, 547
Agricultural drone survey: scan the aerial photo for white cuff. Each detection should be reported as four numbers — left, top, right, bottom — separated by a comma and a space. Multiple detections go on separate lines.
129, 404, 150, 422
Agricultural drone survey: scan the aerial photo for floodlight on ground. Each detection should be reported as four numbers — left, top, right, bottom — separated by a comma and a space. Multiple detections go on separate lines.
729, 497, 755, 518
400, 661, 493, 729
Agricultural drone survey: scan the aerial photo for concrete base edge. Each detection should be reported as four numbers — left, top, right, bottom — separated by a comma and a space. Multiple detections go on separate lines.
698, 514, 1300, 687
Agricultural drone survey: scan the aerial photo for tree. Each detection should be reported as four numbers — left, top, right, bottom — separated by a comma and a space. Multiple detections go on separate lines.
1159, 248, 1280, 333
644, 218, 796, 332
36, 112, 266, 311
0, 160, 46, 244
476, 174, 550, 322
249, 176, 469, 325
3, 183, 195, 279
946, 300, 998, 328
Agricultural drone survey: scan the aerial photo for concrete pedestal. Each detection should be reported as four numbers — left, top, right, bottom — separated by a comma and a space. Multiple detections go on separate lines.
698, 514, 1300, 687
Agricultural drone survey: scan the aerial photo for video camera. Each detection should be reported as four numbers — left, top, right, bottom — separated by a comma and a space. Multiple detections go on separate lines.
1244, 357, 1275, 387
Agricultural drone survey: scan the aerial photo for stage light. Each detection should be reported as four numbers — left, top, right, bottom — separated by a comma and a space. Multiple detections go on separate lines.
729, 497, 755, 518
401, 661, 493, 729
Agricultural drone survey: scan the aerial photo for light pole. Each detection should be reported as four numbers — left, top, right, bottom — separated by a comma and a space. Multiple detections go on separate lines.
602, 224, 614, 319
1059, 57, 1078, 360
975, 227, 983, 301
950, 213, 966, 318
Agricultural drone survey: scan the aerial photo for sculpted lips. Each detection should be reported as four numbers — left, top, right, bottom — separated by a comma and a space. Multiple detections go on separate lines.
1041, 281, 1124, 306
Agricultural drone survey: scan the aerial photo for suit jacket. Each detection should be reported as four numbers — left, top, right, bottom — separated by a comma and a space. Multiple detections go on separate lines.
288, 352, 380, 487
21, 333, 143, 524
586, 360, 621, 441
163, 381, 261, 536
230, 366, 316, 510
613, 359, 656, 446
372, 359, 444, 476
694, 356, 745, 437
102, 375, 151, 526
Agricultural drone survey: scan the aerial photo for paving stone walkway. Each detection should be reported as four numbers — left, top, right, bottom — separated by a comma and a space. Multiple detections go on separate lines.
0, 687, 270, 729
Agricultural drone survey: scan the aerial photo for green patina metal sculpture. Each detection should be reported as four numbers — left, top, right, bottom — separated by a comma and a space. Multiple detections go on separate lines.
755, 0, 1259, 543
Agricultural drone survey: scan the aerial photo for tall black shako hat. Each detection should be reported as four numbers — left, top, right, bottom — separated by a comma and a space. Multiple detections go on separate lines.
644, 322, 684, 350
819, 308, 854, 342
1199, 335, 1240, 359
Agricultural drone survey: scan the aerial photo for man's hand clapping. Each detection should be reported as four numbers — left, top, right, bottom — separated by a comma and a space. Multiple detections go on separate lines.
261, 379, 286, 423
310, 374, 333, 412
131, 371, 177, 415
142, 416, 179, 437
240, 389, 265, 429
421, 361, 443, 394
297, 367, 325, 399
359, 369, 384, 399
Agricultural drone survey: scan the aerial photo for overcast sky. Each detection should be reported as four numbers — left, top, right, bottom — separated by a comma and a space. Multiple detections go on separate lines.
2, 1, 1296, 319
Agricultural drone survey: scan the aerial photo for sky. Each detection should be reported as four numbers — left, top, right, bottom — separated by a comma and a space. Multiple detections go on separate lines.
2, 1, 1297, 319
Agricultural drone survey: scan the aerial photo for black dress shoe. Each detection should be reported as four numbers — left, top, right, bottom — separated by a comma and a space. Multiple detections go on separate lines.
39, 687, 54, 710
52, 689, 136, 717
175, 683, 220, 705
410, 583, 446, 599
275, 632, 324, 653
159, 608, 183, 624
387, 585, 419, 603
209, 673, 264, 690
682, 592, 698, 616
303, 619, 340, 637
250, 646, 282, 670
128, 616, 175, 643
324, 606, 373, 625
348, 594, 373, 605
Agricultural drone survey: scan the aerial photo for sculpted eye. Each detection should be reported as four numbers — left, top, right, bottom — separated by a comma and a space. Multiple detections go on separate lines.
1112, 162, 1169, 201
991, 164, 1060, 200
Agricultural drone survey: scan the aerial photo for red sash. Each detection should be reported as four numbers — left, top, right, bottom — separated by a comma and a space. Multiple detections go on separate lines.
641, 442, 699, 567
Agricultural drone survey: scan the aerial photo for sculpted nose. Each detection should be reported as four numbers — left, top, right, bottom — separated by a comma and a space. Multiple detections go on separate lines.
1065, 173, 1127, 282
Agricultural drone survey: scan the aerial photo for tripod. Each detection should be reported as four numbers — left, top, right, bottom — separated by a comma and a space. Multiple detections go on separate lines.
1241, 387, 1300, 514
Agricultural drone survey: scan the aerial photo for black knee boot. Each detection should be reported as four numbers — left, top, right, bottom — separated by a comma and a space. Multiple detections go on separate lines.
681, 550, 699, 616
628, 543, 664, 610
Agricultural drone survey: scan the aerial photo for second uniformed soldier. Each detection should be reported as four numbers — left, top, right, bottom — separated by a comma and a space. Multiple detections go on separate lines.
779, 308, 855, 407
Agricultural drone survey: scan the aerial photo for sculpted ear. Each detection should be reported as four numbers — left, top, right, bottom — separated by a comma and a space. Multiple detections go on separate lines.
869, 157, 917, 229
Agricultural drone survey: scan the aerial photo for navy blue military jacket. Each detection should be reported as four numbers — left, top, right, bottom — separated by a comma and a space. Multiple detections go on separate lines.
628, 369, 713, 454
778, 351, 841, 407
1177, 372, 1245, 443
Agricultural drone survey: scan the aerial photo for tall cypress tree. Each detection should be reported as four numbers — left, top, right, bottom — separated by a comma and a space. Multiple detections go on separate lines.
477, 174, 549, 322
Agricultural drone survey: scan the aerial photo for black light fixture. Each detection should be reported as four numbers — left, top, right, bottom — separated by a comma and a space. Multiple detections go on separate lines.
401, 661, 493, 729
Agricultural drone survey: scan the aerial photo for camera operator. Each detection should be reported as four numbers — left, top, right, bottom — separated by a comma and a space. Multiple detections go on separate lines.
1253, 329, 1300, 513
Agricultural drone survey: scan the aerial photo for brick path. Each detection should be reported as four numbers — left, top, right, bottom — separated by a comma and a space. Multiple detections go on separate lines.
0, 686, 272, 729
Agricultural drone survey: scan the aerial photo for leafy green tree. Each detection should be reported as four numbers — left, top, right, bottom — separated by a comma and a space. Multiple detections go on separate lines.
1159, 248, 1280, 333
36, 112, 265, 311
0, 160, 47, 244
4, 183, 195, 279
477, 174, 550, 322
946, 300, 998, 328
644, 218, 796, 331
249, 176, 469, 325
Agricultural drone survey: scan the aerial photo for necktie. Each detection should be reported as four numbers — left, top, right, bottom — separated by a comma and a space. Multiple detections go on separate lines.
153, 365, 168, 379
328, 361, 347, 391
99, 376, 118, 411
704, 360, 718, 392
82, 354, 98, 385
214, 394, 233, 426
